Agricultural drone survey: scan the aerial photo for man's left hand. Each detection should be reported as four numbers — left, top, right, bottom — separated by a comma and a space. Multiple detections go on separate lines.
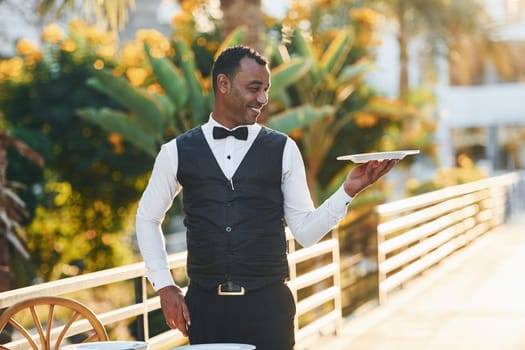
343, 159, 397, 197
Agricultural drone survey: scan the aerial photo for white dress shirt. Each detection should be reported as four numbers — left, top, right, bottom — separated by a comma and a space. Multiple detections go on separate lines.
136, 116, 353, 290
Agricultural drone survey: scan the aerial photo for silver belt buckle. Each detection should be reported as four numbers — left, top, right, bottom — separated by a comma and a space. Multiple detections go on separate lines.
217, 281, 245, 296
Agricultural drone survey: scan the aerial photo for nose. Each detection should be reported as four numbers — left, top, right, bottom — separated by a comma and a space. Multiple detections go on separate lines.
257, 91, 268, 106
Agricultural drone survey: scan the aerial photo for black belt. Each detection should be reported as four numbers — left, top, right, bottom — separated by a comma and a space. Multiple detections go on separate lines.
217, 280, 245, 296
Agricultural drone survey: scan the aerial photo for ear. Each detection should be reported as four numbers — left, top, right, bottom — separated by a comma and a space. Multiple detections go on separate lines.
217, 74, 230, 94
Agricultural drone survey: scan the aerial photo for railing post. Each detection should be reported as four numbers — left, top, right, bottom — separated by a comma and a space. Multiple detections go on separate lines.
286, 228, 299, 340
133, 277, 145, 341
331, 226, 343, 335
373, 208, 386, 305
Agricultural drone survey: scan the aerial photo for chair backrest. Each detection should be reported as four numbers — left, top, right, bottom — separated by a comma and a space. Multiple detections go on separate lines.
0, 296, 109, 350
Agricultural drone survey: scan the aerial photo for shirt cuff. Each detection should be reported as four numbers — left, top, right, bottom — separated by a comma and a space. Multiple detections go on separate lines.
334, 185, 354, 207
147, 269, 175, 291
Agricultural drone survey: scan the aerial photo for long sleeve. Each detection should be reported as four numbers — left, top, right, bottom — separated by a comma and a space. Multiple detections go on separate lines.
282, 138, 353, 247
135, 139, 181, 291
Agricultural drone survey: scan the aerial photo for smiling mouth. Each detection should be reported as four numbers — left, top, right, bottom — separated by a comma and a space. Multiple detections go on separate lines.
249, 106, 262, 113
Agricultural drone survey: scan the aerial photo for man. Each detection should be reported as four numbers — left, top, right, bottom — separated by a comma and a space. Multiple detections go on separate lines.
136, 45, 396, 350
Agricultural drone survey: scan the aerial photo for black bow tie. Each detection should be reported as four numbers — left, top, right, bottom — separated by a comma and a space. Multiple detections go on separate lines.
213, 126, 248, 140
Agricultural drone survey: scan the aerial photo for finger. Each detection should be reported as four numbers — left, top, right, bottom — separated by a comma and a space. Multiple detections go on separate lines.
381, 159, 396, 174
174, 318, 188, 337
166, 319, 177, 330
166, 312, 189, 337
369, 160, 392, 181
182, 303, 191, 326
367, 161, 379, 181
375, 160, 396, 179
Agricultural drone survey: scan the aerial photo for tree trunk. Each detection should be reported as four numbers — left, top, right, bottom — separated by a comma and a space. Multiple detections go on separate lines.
397, 2, 409, 101
220, 0, 264, 53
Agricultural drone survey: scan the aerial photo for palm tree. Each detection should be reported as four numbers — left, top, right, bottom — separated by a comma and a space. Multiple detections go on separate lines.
37, 0, 265, 51
37, 0, 136, 31
218, 0, 264, 52
364, 0, 492, 100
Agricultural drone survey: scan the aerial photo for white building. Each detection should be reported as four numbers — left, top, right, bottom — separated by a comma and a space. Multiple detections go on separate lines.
369, 0, 525, 173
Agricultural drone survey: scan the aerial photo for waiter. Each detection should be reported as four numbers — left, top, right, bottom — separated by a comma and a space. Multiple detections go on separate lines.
136, 45, 396, 350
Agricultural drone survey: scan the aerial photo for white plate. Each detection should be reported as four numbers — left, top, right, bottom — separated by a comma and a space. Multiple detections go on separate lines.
61, 341, 148, 350
336, 150, 420, 163
173, 344, 255, 350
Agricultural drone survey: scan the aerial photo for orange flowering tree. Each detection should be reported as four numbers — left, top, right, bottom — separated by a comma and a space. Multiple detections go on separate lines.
263, 2, 434, 205
0, 14, 315, 283
0, 20, 150, 283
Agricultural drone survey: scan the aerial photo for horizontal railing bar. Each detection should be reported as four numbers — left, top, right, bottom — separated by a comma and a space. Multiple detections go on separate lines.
378, 192, 485, 235
379, 206, 478, 254
288, 239, 338, 264
288, 263, 338, 291
0, 261, 147, 308
296, 286, 339, 315
380, 236, 466, 294
379, 219, 475, 274
166, 251, 187, 268
376, 173, 518, 215
0, 253, 187, 309
147, 329, 187, 348
296, 310, 340, 341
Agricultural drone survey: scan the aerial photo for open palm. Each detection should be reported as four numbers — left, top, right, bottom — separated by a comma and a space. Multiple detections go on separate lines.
343, 159, 397, 197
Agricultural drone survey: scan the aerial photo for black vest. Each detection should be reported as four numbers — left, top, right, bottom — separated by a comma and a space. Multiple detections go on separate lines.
177, 126, 289, 291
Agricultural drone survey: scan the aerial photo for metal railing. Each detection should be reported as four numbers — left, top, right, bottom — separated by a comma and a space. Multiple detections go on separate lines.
375, 172, 522, 304
0, 229, 342, 349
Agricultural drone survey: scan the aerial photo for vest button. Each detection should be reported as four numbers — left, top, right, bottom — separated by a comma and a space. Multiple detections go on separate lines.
225, 226, 232, 232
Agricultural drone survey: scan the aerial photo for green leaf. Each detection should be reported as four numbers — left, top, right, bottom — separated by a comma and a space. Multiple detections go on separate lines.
365, 98, 415, 119
320, 31, 353, 75
268, 42, 288, 66
151, 93, 176, 126
292, 28, 316, 59
86, 70, 166, 135
338, 61, 375, 84
269, 58, 312, 100
213, 27, 246, 60
267, 105, 335, 134
174, 38, 208, 124
292, 29, 322, 84
144, 44, 189, 111
77, 108, 159, 157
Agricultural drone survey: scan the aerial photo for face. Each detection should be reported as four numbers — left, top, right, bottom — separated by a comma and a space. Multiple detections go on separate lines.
216, 57, 270, 128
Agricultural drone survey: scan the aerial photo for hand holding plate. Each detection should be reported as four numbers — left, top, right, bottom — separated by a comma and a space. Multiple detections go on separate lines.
343, 159, 397, 197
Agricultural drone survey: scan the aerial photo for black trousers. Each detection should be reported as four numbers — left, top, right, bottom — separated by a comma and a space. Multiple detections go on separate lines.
185, 281, 296, 350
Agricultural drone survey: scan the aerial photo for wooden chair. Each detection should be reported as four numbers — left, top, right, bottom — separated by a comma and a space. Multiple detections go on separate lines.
0, 296, 109, 350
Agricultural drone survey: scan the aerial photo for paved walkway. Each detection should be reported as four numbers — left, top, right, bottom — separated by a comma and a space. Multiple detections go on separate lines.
307, 213, 525, 350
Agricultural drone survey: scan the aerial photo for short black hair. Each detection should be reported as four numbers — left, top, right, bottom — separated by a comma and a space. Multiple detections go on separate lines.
212, 45, 268, 94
